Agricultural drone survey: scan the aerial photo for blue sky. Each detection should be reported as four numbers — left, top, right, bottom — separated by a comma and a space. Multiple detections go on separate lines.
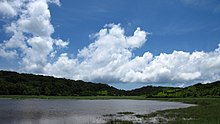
50, 0, 220, 55
0, 0, 220, 89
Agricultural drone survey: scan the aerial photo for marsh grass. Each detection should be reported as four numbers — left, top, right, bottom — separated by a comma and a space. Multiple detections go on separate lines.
117, 112, 134, 115
103, 98, 220, 124
143, 98, 220, 124
105, 119, 134, 124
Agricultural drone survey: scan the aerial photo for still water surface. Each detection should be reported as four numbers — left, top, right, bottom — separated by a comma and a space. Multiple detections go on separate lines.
0, 99, 193, 124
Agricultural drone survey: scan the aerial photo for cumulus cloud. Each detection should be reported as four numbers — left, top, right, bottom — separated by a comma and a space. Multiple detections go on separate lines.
45, 53, 78, 79
45, 24, 220, 85
0, 1, 16, 17
54, 39, 69, 48
0, 0, 24, 17
22, 37, 53, 72
17, 0, 54, 37
0, 0, 67, 72
0, 0, 220, 86
0, 47, 17, 58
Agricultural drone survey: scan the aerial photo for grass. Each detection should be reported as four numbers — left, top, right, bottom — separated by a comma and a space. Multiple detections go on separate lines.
117, 112, 134, 115
105, 120, 133, 124
100, 97, 220, 124
140, 98, 220, 124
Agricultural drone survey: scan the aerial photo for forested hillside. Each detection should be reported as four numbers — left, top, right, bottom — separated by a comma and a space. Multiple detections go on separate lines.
0, 71, 125, 96
129, 81, 220, 98
0, 70, 220, 97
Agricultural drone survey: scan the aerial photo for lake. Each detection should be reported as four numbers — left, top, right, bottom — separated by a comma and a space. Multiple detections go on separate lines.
0, 99, 193, 124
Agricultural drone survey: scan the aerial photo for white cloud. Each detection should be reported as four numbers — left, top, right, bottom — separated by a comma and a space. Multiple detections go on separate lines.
22, 37, 53, 72
74, 24, 148, 82
0, 0, 220, 86
18, 0, 54, 37
0, 0, 64, 72
127, 27, 149, 48
0, 1, 17, 17
54, 39, 69, 48
45, 24, 220, 85
44, 53, 78, 79
0, 47, 17, 58
0, 0, 26, 18
47, 0, 61, 6
0, 0, 60, 19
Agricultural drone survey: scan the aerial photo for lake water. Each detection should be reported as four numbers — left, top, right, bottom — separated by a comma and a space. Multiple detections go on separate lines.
0, 99, 193, 124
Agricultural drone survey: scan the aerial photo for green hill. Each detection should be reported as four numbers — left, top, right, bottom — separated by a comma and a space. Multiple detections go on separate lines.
129, 81, 220, 98
0, 71, 125, 96
0, 70, 220, 98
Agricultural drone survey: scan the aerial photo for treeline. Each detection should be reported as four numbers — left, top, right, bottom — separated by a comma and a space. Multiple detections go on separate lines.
127, 86, 173, 96
0, 70, 220, 97
129, 81, 220, 98
0, 71, 125, 96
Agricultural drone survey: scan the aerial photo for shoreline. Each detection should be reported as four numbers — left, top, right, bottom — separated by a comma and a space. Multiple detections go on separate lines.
0, 95, 219, 123
0, 95, 147, 100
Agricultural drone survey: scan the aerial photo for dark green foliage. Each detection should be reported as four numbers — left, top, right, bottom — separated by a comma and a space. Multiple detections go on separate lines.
0, 70, 125, 96
127, 86, 170, 96
0, 70, 220, 97
105, 120, 134, 124
149, 81, 220, 98
117, 112, 134, 115
128, 81, 220, 98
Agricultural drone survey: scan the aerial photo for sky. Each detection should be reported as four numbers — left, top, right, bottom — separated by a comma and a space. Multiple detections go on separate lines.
0, 0, 220, 90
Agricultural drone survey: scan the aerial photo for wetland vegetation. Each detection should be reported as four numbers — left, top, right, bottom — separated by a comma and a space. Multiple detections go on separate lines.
0, 70, 220, 124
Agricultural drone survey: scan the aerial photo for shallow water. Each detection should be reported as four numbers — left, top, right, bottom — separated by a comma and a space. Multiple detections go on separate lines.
0, 99, 193, 124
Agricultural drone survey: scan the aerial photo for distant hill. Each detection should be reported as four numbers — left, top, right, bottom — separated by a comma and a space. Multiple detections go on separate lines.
0, 70, 220, 97
129, 81, 220, 98
0, 71, 125, 96
127, 86, 177, 97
